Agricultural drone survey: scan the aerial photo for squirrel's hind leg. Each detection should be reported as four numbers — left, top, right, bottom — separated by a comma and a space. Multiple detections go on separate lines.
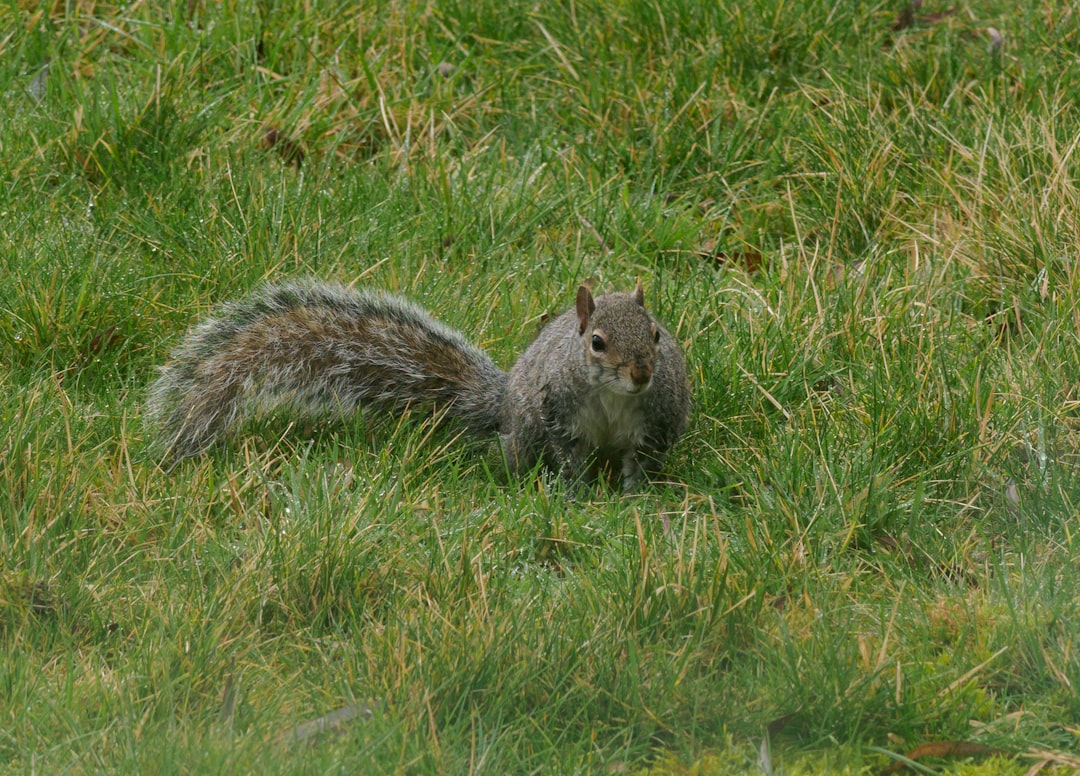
499, 429, 537, 478
620, 454, 647, 494
621, 449, 669, 494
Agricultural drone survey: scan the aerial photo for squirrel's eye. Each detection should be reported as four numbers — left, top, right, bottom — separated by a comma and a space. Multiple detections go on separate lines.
591, 334, 606, 353
653, 327, 660, 344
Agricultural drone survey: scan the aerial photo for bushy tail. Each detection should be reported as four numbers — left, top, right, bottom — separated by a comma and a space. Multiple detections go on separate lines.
146, 280, 508, 461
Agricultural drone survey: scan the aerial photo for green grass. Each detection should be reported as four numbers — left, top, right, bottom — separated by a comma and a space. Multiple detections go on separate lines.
3, 0, 1080, 773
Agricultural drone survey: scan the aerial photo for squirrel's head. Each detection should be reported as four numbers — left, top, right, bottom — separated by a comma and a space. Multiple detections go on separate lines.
576, 278, 661, 395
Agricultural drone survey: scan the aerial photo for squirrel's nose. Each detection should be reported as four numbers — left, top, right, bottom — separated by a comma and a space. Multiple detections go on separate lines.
630, 362, 653, 387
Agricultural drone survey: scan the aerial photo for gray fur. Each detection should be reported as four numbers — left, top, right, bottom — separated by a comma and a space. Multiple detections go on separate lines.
501, 288, 689, 491
147, 279, 690, 492
147, 281, 507, 459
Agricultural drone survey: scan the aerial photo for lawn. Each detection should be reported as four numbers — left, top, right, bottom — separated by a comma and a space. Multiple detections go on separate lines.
2, 0, 1080, 773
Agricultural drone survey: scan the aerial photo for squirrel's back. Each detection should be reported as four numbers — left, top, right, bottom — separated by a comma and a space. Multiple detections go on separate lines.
147, 281, 507, 459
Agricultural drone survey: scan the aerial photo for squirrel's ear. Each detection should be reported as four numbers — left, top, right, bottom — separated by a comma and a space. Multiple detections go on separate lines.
576, 283, 596, 335
633, 277, 645, 306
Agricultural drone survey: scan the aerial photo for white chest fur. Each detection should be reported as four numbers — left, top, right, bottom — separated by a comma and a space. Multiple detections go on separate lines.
569, 388, 648, 451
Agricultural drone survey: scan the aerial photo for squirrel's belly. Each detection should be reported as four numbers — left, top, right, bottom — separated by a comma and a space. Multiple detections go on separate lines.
570, 390, 647, 451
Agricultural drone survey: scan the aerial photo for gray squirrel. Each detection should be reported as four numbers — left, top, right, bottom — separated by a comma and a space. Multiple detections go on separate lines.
146, 278, 690, 492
